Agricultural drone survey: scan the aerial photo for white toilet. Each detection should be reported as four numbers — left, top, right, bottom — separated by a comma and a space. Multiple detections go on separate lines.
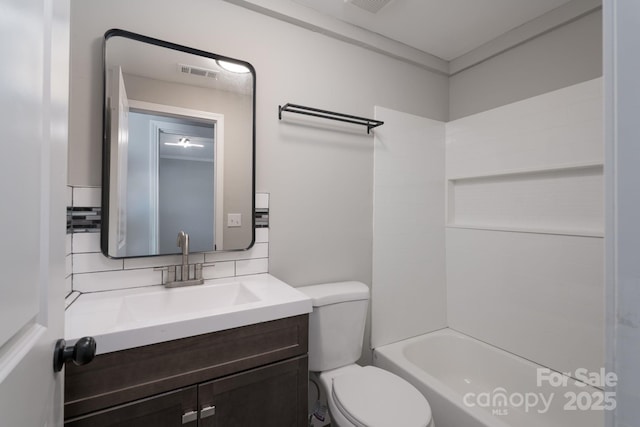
299, 281, 434, 427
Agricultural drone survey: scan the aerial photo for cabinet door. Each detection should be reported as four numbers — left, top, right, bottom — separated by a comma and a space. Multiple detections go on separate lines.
198, 356, 308, 427
65, 386, 197, 427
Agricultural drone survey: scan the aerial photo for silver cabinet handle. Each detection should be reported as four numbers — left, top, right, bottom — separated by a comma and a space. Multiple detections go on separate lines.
182, 410, 197, 424
201, 405, 216, 419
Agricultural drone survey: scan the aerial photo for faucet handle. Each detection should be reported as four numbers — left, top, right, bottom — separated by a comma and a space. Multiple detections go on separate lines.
155, 265, 176, 284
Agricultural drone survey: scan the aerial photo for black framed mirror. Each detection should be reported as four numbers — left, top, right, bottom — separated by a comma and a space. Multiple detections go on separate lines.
101, 29, 255, 258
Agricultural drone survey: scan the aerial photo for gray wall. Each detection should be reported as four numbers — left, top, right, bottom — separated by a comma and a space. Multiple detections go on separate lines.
159, 158, 215, 253
449, 9, 602, 120
68, 0, 449, 293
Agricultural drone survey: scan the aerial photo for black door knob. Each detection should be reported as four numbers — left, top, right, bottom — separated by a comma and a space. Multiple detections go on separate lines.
53, 337, 96, 373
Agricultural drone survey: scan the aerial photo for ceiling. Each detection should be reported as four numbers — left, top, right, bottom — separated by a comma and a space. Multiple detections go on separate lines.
291, 0, 573, 60
107, 33, 254, 95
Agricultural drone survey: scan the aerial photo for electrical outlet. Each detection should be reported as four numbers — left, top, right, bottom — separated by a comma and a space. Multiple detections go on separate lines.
227, 213, 242, 227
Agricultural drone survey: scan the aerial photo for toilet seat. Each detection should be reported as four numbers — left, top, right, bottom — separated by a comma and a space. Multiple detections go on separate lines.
331, 366, 431, 427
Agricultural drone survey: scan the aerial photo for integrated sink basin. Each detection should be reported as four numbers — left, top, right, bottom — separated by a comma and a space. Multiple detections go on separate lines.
122, 282, 261, 322
65, 273, 312, 354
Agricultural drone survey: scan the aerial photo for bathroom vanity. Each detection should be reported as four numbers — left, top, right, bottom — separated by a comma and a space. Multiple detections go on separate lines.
65, 27, 308, 425
63, 274, 312, 426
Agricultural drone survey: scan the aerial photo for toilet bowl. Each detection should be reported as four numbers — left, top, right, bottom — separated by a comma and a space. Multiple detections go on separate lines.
299, 282, 434, 427
319, 365, 434, 427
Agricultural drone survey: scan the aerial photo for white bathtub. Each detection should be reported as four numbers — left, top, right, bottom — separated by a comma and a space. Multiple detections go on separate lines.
374, 329, 605, 427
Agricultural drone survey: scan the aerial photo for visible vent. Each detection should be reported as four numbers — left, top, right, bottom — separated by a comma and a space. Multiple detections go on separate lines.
346, 0, 392, 14
178, 64, 218, 79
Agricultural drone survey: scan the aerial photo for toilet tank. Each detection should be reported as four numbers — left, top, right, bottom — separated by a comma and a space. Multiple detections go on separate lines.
298, 282, 369, 372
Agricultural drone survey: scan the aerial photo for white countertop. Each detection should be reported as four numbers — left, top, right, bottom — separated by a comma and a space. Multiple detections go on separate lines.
65, 273, 312, 355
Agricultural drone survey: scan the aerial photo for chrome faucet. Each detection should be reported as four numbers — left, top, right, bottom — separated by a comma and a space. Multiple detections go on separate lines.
177, 230, 190, 281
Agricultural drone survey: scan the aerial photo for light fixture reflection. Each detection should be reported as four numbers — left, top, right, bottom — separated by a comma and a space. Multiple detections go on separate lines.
216, 60, 250, 74
164, 137, 204, 148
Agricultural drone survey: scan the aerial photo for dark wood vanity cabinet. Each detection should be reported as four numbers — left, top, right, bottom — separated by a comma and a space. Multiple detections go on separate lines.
64, 315, 308, 427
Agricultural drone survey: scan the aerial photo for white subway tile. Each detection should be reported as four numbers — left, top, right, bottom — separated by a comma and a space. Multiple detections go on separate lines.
73, 268, 162, 293
66, 234, 72, 256
72, 232, 101, 253
73, 253, 123, 274
203, 251, 237, 263
255, 228, 269, 243
73, 187, 101, 207
124, 253, 205, 270
236, 258, 268, 276
65, 276, 73, 297
249, 242, 269, 258
65, 254, 73, 278
65, 291, 80, 308
202, 261, 235, 280
204, 243, 268, 263
255, 193, 269, 209
66, 186, 73, 207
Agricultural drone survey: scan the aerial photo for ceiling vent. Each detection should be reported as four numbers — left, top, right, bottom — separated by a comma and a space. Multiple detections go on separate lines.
178, 64, 218, 79
345, 0, 392, 14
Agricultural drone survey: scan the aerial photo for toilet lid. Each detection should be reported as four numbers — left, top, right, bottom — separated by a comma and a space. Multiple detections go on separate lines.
332, 366, 431, 427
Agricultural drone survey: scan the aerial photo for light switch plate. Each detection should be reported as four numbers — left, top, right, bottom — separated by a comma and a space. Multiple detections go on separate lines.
227, 213, 242, 227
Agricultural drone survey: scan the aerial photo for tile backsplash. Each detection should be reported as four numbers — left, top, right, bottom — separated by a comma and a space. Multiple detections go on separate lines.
66, 186, 269, 294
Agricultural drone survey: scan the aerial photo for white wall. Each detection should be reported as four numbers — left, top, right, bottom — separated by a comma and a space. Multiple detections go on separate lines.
446, 78, 604, 375
371, 107, 446, 348
68, 0, 449, 293
449, 8, 603, 120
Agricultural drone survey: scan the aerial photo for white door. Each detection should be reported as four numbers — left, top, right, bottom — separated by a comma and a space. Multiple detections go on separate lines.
604, 2, 640, 425
0, 0, 69, 426
108, 66, 130, 256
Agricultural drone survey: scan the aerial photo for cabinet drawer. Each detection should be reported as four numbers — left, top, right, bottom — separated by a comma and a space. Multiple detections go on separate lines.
65, 315, 308, 419
65, 387, 197, 427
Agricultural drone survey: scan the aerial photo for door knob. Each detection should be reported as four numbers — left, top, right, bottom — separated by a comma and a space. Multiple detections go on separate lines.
53, 337, 96, 373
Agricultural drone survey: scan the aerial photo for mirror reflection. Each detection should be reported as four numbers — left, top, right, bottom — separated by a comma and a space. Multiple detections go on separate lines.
102, 29, 255, 258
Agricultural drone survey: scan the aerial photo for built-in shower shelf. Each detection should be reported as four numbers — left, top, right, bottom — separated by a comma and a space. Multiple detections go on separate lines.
447, 162, 604, 237
446, 224, 603, 238
446, 161, 603, 181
